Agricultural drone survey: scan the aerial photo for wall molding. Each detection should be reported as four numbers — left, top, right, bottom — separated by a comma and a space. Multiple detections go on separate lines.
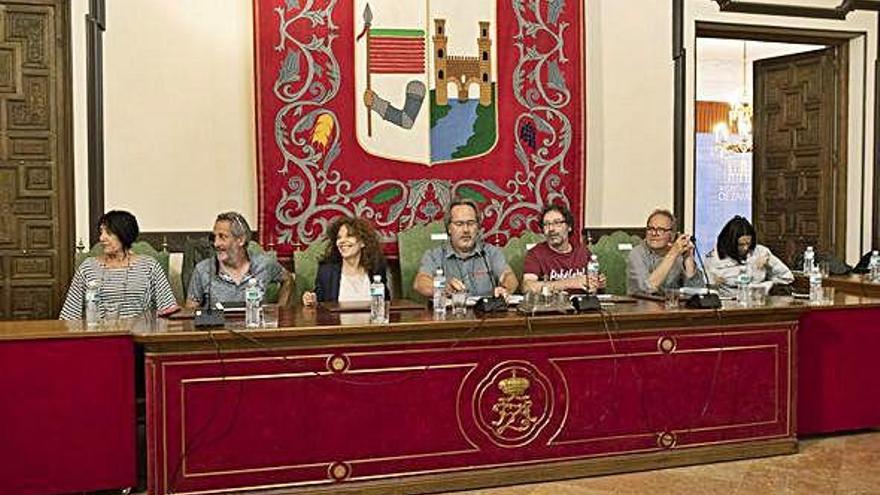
713, 0, 880, 19
676, 2, 880, 251
86, 0, 105, 246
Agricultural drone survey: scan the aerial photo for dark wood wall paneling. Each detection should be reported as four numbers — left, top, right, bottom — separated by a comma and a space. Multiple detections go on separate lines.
0, 0, 75, 319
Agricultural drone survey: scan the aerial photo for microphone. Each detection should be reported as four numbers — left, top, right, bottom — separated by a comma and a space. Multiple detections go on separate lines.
194, 245, 225, 327
474, 244, 507, 313
478, 244, 499, 289
685, 235, 721, 309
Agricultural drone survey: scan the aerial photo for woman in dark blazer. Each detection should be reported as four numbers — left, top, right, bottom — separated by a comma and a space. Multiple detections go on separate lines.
302, 216, 389, 305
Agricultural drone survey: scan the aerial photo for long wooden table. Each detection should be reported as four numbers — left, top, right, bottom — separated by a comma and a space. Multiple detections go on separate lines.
134, 295, 876, 495
3, 294, 879, 495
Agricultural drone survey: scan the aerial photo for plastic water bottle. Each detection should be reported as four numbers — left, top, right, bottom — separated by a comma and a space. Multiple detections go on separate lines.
85, 280, 100, 327
809, 266, 823, 304
433, 268, 446, 317
369, 275, 386, 323
736, 265, 751, 306
869, 250, 880, 283
803, 246, 815, 275
586, 255, 600, 294
245, 278, 262, 328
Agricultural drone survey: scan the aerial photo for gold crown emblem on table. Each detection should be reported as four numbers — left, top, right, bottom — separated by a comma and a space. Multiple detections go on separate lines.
498, 370, 530, 396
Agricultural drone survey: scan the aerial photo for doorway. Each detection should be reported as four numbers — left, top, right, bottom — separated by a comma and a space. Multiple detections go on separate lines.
694, 24, 856, 265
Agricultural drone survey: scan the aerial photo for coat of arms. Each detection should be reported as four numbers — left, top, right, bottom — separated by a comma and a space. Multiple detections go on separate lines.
354, 0, 498, 165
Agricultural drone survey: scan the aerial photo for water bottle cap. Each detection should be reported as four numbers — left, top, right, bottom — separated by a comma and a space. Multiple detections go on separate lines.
435, 268, 443, 276
373, 275, 381, 282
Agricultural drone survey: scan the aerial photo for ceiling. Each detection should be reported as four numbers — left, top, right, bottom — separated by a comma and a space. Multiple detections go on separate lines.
696, 38, 825, 102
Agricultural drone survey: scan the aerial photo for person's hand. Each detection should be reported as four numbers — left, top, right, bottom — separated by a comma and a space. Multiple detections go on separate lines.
584, 272, 607, 291
670, 233, 693, 257
363, 90, 375, 108
446, 277, 467, 295
302, 291, 316, 307
494, 286, 509, 300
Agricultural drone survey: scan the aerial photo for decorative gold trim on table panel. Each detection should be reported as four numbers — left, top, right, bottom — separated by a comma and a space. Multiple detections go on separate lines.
657, 431, 677, 449
152, 324, 795, 494
547, 344, 783, 446
455, 365, 482, 451
158, 353, 335, 367
142, 322, 797, 357
328, 461, 351, 481
471, 361, 556, 449
161, 438, 796, 495
657, 336, 677, 353
175, 363, 479, 478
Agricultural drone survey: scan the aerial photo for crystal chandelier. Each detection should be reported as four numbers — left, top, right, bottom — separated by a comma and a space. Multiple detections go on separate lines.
714, 41, 753, 155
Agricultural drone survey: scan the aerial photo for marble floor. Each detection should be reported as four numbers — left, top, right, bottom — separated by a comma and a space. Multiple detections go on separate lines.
448, 430, 880, 495
125, 430, 880, 495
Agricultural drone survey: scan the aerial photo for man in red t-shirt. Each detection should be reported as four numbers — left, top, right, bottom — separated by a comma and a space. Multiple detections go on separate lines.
523, 204, 606, 294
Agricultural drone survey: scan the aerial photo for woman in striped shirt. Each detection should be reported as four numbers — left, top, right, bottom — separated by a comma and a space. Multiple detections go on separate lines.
60, 210, 178, 320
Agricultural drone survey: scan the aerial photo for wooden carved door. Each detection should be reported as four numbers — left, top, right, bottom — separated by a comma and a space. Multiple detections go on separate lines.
0, 0, 73, 319
752, 46, 847, 265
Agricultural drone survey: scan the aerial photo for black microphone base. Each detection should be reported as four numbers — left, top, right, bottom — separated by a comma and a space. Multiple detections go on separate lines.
194, 309, 226, 328
474, 296, 507, 313
571, 295, 601, 312
685, 293, 722, 309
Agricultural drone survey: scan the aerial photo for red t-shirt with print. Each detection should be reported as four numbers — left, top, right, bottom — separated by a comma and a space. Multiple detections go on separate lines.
523, 242, 592, 282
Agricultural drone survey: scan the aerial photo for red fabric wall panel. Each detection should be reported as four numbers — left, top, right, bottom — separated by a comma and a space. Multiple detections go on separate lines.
0, 336, 136, 495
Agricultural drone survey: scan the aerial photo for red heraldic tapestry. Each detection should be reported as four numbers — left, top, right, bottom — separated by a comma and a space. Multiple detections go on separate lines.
254, 0, 585, 255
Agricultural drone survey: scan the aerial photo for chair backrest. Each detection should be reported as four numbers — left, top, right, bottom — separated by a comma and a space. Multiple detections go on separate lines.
592, 231, 642, 295
501, 231, 545, 290
75, 240, 170, 276
293, 239, 330, 305
397, 221, 447, 302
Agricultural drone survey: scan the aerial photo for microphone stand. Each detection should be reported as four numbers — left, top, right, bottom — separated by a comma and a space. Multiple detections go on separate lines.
194, 253, 226, 327
685, 237, 721, 309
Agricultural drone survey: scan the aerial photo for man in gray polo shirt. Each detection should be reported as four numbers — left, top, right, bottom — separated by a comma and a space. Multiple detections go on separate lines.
626, 208, 705, 295
185, 211, 290, 308
414, 199, 518, 298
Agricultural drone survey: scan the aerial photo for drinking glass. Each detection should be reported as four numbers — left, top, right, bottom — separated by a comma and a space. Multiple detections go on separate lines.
451, 291, 468, 316
748, 285, 767, 306
822, 286, 836, 305
262, 304, 280, 328
664, 288, 679, 310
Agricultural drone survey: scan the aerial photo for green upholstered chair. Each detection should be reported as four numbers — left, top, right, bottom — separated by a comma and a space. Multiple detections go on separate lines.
397, 221, 447, 302
293, 239, 330, 306
74, 240, 170, 276
591, 231, 642, 295
501, 231, 544, 291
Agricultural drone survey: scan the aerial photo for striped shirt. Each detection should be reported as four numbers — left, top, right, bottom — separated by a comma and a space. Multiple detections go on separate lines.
59, 255, 177, 320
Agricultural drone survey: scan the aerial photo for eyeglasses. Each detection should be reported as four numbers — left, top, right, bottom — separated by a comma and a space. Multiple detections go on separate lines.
646, 226, 673, 235
450, 220, 478, 228
542, 219, 567, 229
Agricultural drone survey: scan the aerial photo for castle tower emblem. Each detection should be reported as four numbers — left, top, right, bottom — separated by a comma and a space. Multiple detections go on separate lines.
354, 1, 497, 165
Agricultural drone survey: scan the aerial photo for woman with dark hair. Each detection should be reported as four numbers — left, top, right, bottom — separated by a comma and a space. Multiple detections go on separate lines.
60, 210, 178, 320
302, 216, 389, 306
704, 215, 793, 296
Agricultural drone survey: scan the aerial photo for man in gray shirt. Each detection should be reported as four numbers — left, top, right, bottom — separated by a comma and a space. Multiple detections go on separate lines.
626, 208, 705, 295
186, 211, 291, 308
414, 199, 518, 298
